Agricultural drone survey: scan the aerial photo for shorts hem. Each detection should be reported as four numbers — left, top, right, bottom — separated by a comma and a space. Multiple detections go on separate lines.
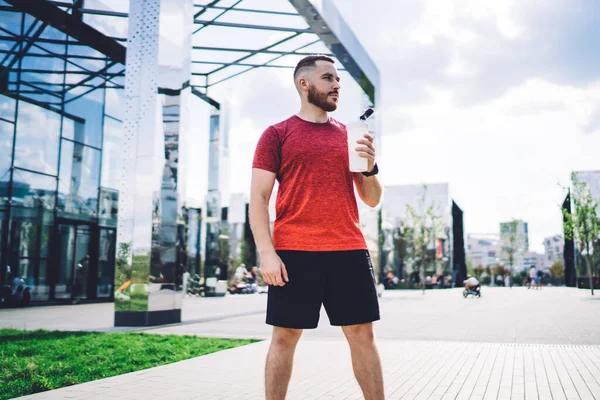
266, 320, 318, 330
329, 315, 380, 327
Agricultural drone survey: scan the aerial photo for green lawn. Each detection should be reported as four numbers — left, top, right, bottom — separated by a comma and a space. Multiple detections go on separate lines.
0, 329, 259, 400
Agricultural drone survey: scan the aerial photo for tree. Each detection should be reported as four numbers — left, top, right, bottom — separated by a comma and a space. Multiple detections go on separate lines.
403, 185, 445, 293
473, 265, 485, 279
563, 172, 600, 295
549, 260, 565, 286
500, 220, 524, 281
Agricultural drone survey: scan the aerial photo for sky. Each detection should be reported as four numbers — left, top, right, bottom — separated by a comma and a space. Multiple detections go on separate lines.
86, 0, 600, 254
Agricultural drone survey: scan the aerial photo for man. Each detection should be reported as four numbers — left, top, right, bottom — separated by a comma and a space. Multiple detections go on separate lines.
250, 55, 384, 400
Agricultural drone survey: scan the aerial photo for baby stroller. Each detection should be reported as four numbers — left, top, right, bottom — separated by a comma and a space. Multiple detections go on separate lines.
463, 285, 481, 298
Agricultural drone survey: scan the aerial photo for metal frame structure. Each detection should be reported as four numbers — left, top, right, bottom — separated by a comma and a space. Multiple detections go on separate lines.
1, 0, 378, 109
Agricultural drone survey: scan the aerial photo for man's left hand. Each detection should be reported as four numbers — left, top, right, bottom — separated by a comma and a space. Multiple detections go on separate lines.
356, 133, 376, 172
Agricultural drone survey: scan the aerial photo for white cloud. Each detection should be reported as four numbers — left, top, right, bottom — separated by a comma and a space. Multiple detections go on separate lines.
380, 79, 600, 252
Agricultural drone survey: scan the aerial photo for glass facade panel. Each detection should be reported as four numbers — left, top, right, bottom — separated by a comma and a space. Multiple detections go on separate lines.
104, 89, 125, 121
99, 187, 118, 226
14, 101, 61, 175
0, 10, 21, 36
7, 211, 52, 296
98, 228, 116, 298
55, 224, 74, 299
11, 169, 56, 210
58, 139, 101, 216
73, 225, 91, 299
64, 87, 104, 148
32, 260, 50, 301
0, 119, 14, 181
101, 116, 121, 189
0, 95, 16, 122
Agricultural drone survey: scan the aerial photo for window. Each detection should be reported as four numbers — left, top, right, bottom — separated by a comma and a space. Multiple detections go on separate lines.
0, 95, 16, 122
15, 101, 61, 175
58, 140, 101, 216
101, 116, 122, 190
64, 88, 104, 148
11, 169, 56, 210
0, 118, 14, 181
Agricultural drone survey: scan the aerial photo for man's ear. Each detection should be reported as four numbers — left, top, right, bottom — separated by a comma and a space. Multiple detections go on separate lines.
297, 76, 309, 91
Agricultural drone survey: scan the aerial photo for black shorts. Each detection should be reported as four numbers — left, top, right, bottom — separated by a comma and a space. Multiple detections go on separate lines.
266, 250, 380, 329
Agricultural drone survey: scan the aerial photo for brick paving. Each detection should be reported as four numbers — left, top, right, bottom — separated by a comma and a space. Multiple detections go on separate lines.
16, 339, 600, 399
5, 287, 600, 399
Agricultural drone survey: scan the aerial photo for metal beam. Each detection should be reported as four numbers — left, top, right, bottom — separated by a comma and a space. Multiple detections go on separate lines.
0, 34, 95, 47
289, 0, 379, 104
206, 38, 321, 88
193, 0, 243, 35
9, 68, 122, 76
193, 4, 299, 17
0, 49, 110, 62
4, 0, 126, 64
63, 62, 120, 94
192, 46, 332, 57
205, 33, 300, 77
194, 60, 295, 69
0, 21, 48, 83
193, 20, 312, 34
194, 0, 220, 19
191, 88, 220, 110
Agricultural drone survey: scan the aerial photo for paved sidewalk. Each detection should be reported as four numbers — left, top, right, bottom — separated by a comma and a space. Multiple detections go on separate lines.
17, 339, 600, 400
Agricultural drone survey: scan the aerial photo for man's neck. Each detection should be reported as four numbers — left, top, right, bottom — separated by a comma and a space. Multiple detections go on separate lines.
296, 102, 329, 123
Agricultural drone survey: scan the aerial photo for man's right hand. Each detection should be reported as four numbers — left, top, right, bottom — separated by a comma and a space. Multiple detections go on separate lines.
260, 251, 288, 286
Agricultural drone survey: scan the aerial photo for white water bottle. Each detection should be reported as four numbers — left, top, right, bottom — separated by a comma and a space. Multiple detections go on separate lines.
346, 119, 369, 172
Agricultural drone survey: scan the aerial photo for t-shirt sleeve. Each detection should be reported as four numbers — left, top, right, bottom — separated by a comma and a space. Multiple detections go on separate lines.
252, 126, 280, 174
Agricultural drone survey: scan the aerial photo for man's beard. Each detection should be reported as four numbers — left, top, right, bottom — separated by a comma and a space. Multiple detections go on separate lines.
307, 85, 338, 112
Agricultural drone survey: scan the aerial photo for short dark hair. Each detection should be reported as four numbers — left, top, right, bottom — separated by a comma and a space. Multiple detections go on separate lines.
293, 55, 335, 80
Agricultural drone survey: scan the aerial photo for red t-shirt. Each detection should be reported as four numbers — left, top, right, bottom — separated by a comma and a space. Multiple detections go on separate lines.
252, 115, 367, 251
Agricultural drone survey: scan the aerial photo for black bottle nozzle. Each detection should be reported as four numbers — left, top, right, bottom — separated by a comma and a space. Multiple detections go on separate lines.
359, 108, 374, 121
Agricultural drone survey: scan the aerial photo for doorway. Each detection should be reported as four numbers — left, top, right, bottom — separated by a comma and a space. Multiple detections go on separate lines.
55, 223, 93, 301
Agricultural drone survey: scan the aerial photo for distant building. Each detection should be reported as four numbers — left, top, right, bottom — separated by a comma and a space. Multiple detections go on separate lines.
523, 251, 545, 271
543, 235, 564, 269
499, 220, 529, 271
466, 234, 501, 268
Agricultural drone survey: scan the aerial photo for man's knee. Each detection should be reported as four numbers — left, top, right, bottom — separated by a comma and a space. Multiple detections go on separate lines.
343, 323, 375, 346
271, 327, 303, 349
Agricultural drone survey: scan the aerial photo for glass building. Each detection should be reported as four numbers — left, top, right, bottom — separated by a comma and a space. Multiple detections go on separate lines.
0, 0, 380, 325
0, 1, 123, 303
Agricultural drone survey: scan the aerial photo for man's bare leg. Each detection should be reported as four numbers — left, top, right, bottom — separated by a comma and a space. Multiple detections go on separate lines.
342, 322, 384, 400
265, 327, 303, 400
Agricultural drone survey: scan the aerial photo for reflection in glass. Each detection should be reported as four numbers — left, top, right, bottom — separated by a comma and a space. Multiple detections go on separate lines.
62, 117, 74, 140
0, 95, 16, 122
11, 169, 56, 210
15, 101, 61, 175
104, 89, 125, 121
0, 119, 14, 181
64, 88, 104, 148
58, 139, 101, 216
101, 116, 122, 189
99, 187, 119, 226
56, 224, 74, 299
98, 229, 116, 298
32, 260, 50, 301
186, 208, 202, 275
73, 225, 90, 299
